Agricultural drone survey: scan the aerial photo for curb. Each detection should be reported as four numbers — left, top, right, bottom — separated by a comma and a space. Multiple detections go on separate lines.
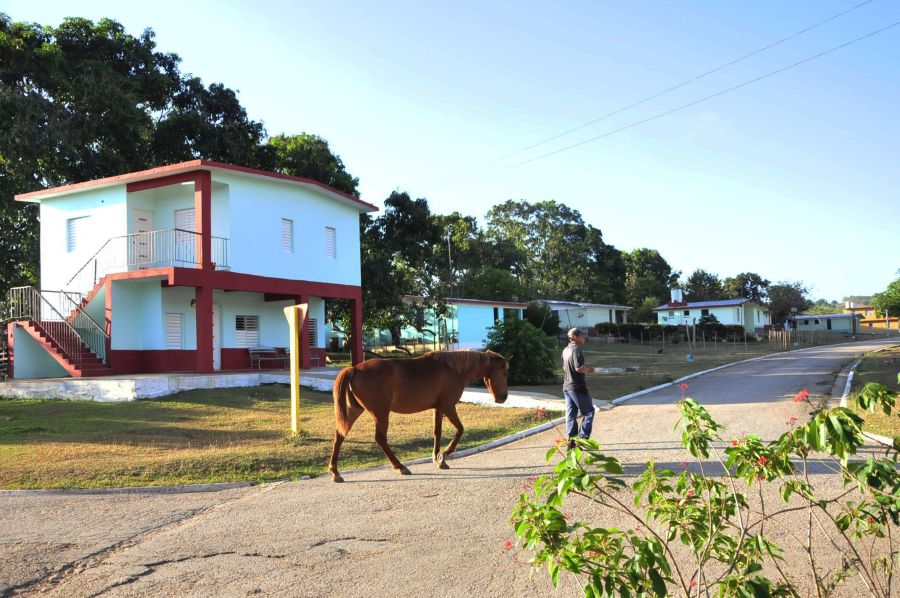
0, 480, 257, 497
838, 345, 897, 447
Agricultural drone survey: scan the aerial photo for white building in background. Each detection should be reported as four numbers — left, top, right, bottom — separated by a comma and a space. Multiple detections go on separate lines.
653, 290, 770, 333
539, 300, 631, 332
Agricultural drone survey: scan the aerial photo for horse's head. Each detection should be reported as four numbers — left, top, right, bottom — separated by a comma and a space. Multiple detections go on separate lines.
483, 351, 510, 404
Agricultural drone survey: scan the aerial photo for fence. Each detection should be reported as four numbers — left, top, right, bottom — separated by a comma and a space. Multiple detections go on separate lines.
767, 329, 827, 350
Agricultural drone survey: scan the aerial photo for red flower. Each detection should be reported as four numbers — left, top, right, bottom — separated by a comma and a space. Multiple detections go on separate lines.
555, 438, 564, 446
789, 416, 798, 426
679, 460, 689, 468
690, 580, 698, 588
685, 489, 695, 498
730, 440, 739, 447
757, 456, 769, 466
680, 383, 689, 391
502, 539, 514, 553
794, 388, 809, 403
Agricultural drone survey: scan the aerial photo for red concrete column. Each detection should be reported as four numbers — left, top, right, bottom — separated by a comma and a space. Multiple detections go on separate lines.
350, 291, 363, 365
296, 296, 310, 370
6, 322, 14, 379
194, 171, 212, 270
195, 285, 213, 373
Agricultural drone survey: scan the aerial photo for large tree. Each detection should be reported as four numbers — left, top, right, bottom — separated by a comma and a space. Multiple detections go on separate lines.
262, 133, 359, 197
0, 14, 269, 296
625, 248, 679, 320
768, 281, 812, 326
683, 269, 724, 302
723, 272, 770, 302
484, 200, 624, 303
872, 271, 900, 317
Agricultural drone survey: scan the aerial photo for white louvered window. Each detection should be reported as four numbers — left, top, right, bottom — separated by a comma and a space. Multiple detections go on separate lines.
325, 226, 336, 259
67, 216, 89, 252
175, 208, 196, 232
165, 313, 183, 349
308, 318, 318, 348
235, 315, 259, 347
281, 218, 293, 252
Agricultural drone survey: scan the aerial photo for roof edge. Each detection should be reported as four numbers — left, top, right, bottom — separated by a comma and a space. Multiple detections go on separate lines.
14, 159, 378, 213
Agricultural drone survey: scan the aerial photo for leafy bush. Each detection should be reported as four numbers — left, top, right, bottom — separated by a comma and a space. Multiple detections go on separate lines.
524, 302, 561, 337
485, 318, 558, 385
512, 376, 900, 596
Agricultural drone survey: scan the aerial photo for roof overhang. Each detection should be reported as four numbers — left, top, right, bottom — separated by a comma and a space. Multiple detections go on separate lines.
14, 160, 378, 213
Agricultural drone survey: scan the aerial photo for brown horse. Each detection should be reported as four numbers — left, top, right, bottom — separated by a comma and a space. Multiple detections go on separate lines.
328, 349, 510, 482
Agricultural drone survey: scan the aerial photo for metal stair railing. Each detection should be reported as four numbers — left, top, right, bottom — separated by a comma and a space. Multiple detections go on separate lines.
66, 228, 230, 294
7, 286, 109, 369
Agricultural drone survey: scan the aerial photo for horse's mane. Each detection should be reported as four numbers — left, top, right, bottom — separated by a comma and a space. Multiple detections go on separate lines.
425, 350, 502, 375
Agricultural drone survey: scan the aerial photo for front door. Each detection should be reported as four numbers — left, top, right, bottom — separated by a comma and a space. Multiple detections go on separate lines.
212, 303, 221, 370
131, 210, 154, 268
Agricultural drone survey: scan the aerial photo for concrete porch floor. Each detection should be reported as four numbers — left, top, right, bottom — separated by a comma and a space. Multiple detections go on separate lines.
0, 368, 338, 402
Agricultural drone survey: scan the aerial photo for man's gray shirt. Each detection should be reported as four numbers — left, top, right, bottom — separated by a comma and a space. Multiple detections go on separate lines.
562, 342, 588, 393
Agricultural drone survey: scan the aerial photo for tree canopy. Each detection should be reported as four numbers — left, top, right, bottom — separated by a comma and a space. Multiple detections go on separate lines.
872, 271, 900, 317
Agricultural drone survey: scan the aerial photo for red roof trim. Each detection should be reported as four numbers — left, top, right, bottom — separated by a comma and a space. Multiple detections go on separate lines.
14, 159, 378, 212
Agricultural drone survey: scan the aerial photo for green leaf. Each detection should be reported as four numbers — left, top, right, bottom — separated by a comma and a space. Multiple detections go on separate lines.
648, 568, 668, 596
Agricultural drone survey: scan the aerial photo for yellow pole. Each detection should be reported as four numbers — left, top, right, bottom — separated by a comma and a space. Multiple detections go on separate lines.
283, 304, 308, 434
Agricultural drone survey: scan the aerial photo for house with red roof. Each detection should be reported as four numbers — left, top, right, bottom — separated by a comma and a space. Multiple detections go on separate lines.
6, 161, 376, 379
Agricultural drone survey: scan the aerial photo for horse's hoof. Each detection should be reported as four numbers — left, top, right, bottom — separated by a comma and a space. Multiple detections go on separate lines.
438, 461, 449, 470
397, 466, 411, 476
332, 473, 344, 483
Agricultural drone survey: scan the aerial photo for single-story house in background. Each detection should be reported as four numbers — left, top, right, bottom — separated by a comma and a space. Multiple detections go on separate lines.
791, 313, 862, 333
347, 296, 526, 351
843, 302, 899, 332
6, 160, 377, 379
653, 294, 770, 334
540, 300, 631, 333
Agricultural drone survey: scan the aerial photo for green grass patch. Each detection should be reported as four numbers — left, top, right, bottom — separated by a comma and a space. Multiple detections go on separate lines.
849, 345, 900, 439
0, 385, 544, 489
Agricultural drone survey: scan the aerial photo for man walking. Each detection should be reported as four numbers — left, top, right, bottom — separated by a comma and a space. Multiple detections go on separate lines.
562, 327, 597, 448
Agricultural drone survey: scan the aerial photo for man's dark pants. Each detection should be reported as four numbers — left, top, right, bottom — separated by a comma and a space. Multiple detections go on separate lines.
564, 389, 595, 440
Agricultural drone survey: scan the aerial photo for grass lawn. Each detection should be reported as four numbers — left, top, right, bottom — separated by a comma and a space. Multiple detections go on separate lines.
0, 385, 546, 490
848, 345, 900, 439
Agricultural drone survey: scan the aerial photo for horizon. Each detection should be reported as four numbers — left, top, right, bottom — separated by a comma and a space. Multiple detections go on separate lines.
4, 0, 898, 301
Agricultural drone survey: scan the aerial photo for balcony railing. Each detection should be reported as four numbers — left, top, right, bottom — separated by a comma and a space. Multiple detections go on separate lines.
67, 228, 229, 293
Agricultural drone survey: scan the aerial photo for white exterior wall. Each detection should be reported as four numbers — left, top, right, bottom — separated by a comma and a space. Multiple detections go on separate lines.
224, 175, 361, 285
796, 317, 856, 332
657, 306, 743, 327
39, 186, 127, 290
127, 182, 230, 239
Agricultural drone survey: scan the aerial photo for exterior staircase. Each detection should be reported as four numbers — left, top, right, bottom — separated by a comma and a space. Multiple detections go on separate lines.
14, 319, 111, 377
7, 286, 111, 378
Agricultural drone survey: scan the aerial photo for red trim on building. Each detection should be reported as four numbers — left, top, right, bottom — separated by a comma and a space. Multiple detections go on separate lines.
6, 322, 14, 379
108, 350, 198, 374
15, 160, 378, 212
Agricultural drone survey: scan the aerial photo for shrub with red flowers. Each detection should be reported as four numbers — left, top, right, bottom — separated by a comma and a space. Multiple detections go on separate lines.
512, 376, 900, 597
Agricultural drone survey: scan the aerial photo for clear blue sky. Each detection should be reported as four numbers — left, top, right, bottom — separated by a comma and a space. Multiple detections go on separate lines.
4, 0, 899, 301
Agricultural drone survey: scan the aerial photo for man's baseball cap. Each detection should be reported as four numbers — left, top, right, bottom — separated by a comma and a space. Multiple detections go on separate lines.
567, 327, 585, 339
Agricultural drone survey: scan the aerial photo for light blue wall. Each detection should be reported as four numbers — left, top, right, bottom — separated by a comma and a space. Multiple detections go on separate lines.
13, 326, 69, 379
457, 304, 497, 347
224, 175, 362, 285
39, 186, 127, 290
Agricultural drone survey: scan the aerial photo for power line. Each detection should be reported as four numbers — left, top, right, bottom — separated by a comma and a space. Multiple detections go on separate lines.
497, 18, 900, 173
489, 0, 876, 165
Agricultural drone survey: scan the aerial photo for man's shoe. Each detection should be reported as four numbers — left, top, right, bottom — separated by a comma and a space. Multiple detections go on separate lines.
567, 439, 576, 450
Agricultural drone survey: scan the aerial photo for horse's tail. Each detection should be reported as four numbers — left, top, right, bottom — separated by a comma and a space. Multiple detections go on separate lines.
333, 367, 360, 436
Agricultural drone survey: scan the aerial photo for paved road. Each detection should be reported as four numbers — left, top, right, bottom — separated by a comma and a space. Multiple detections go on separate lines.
2, 338, 897, 597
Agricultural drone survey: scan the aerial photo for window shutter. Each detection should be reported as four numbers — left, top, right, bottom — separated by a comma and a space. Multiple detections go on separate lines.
308, 318, 318, 348
281, 218, 293, 252
175, 208, 196, 232
235, 315, 260, 347
67, 217, 88, 252
325, 227, 336, 259
165, 313, 183, 349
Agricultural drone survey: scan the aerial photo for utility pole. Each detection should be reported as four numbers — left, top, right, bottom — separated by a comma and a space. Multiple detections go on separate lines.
446, 232, 454, 298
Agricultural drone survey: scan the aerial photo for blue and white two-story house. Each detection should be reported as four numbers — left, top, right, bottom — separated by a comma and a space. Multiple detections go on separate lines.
6, 160, 376, 379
